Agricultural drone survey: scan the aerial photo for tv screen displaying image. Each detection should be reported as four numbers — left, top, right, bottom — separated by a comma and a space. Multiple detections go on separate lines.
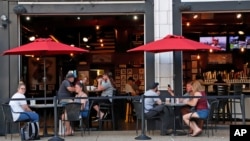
229, 35, 250, 50
246, 36, 250, 49
199, 36, 227, 51
229, 36, 239, 50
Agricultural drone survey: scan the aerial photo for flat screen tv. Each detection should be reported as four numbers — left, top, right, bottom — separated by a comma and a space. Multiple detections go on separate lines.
246, 36, 250, 49
199, 36, 227, 51
229, 35, 250, 50
229, 36, 239, 50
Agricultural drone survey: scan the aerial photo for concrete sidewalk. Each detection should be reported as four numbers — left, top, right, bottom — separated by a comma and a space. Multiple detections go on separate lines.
0, 126, 230, 141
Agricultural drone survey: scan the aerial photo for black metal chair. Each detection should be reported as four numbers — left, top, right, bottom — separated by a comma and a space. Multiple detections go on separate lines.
132, 101, 162, 135
98, 90, 118, 130
61, 102, 83, 137
189, 99, 219, 137
1, 103, 29, 140
98, 100, 115, 130
215, 85, 231, 123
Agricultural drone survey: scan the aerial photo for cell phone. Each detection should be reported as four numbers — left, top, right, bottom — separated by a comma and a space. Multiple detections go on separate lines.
168, 84, 171, 88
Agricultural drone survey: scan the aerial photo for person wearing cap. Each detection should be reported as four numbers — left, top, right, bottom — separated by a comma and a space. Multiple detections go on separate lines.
143, 82, 174, 136
58, 73, 75, 104
125, 77, 138, 96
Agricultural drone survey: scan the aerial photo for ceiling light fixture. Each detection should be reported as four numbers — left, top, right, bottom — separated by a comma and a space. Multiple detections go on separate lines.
133, 15, 138, 20
26, 16, 30, 21
193, 14, 198, 19
197, 54, 200, 60
209, 49, 213, 53
240, 47, 245, 52
96, 25, 100, 30
186, 22, 190, 27
236, 13, 242, 19
238, 30, 244, 35
29, 36, 36, 41
83, 37, 88, 42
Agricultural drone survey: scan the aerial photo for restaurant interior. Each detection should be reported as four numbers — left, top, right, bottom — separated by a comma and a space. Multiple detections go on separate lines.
20, 12, 250, 97
12, 11, 250, 133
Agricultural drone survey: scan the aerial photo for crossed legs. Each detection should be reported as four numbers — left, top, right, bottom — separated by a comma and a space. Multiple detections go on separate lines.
183, 112, 202, 137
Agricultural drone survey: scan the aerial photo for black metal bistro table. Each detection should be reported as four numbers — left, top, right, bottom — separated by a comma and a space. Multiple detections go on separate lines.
165, 102, 187, 136
30, 103, 63, 137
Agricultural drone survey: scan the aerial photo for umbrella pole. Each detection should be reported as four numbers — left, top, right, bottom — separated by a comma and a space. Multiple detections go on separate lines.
43, 57, 47, 105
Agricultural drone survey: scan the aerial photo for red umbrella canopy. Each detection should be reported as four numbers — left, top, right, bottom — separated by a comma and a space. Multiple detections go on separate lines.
127, 34, 221, 53
2, 38, 89, 56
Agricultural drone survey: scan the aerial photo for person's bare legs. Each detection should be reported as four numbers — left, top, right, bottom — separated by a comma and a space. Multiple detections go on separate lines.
93, 105, 104, 119
189, 121, 202, 136
183, 113, 202, 136
61, 112, 73, 135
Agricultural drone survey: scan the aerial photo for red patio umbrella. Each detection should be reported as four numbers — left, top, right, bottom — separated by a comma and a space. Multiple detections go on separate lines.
2, 38, 89, 103
127, 34, 221, 52
2, 38, 88, 55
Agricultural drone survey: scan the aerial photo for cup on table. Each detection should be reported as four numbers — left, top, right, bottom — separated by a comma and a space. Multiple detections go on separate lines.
170, 98, 175, 104
176, 98, 180, 104
30, 99, 36, 105
91, 86, 96, 90
165, 98, 170, 104
86, 86, 91, 91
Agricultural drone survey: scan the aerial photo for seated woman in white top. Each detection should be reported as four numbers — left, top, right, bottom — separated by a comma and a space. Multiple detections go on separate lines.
9, 82, 39, 122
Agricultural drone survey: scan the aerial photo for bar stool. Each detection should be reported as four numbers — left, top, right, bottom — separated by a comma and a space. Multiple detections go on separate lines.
216, 85, 231, 123
98, 101, 115, 130
98, 90, 118, 130
125, 93, 134, 123
231, 83, 243, 123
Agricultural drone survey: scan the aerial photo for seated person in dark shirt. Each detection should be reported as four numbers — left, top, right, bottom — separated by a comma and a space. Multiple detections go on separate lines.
213, 74, 226, 93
